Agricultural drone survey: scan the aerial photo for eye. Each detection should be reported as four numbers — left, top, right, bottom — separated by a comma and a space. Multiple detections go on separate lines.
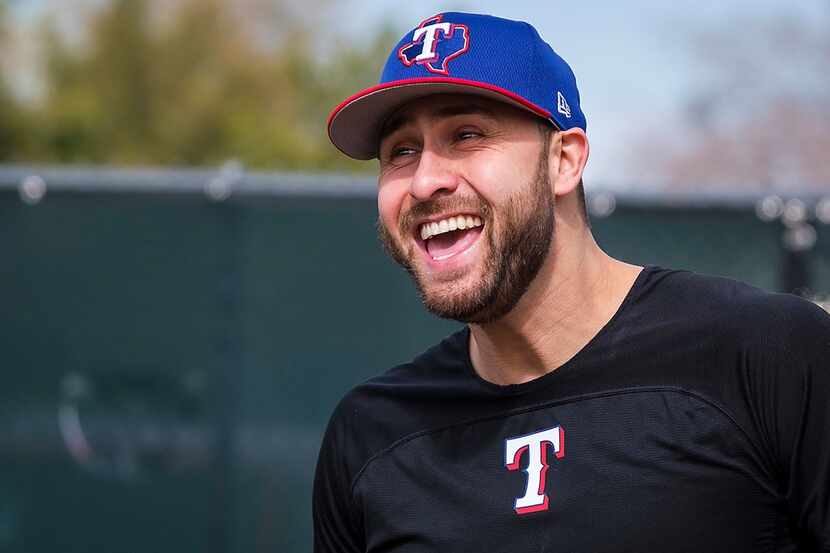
380, 143, 418, 167
455, 129, 482, 142
391, 146, 417, 158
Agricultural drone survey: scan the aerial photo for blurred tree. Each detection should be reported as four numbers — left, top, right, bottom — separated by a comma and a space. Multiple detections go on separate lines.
29, 0, 152, 162
633, 11, 830, 191
0, 1, 30, 161
15, 0, 394, 171
0, 80, 29, 161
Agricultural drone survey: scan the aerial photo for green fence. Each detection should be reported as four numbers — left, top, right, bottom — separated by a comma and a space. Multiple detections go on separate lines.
0, 165, 827, 553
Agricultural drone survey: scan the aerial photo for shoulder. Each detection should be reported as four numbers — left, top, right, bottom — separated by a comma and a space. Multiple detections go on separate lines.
643, 266, 778, 310
644, 267, 830, 358
321, 328, 474, 478
645, 267, 826, 329
338, 325, 470, 414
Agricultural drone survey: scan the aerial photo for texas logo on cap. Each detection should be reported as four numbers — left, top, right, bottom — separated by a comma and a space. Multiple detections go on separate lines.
398, 15, 470, 75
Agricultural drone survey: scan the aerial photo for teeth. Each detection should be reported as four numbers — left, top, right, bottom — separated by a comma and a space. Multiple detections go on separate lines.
419, 215, 483, 241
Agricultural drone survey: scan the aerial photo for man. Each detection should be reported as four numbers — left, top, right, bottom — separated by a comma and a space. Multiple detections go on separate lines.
315, 12, 830, 552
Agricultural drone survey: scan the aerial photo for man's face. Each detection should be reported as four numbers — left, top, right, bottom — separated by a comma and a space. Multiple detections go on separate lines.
376, 94, 555, 324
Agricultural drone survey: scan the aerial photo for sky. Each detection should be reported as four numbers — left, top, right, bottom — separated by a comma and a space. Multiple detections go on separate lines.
7, 0, 828, 186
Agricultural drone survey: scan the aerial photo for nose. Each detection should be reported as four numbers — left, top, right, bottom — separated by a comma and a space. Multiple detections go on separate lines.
409, 149, 459, 201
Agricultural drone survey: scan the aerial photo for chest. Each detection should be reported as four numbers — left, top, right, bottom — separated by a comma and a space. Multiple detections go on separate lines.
355, 390, 783, 553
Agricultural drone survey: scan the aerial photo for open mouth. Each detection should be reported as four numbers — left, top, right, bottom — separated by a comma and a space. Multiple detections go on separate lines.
417, 214, 484, 262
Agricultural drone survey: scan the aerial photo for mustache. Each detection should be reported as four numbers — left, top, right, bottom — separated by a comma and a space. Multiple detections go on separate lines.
399, 195, 491, 234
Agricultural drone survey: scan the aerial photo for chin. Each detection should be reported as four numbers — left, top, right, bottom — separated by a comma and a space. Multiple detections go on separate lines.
416, 272, 496, 323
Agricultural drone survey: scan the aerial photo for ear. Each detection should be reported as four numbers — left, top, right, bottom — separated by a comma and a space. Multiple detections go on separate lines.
549, 128, 589, 198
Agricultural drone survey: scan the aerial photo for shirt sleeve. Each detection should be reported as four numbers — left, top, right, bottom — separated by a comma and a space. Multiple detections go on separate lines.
313, 407, 364, 553
747, 296, 830, 550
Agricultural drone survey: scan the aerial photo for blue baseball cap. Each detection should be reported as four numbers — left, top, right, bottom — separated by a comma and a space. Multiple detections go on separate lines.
327, 12, 586, 160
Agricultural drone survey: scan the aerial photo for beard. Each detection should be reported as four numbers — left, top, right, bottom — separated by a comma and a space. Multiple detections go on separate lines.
377, 144, 555, 324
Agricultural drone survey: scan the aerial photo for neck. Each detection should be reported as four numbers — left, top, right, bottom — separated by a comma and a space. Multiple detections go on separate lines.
468, 222, 642, 386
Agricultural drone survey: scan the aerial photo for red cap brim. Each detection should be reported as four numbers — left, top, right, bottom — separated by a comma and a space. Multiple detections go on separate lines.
327, 77, 553, 160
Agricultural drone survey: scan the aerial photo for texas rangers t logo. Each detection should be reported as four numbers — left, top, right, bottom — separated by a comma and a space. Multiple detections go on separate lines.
398, 15, 470, 75
504, 425, 565, 514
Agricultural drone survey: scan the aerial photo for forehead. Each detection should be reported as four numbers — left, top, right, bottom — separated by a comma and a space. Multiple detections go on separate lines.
379, 94, 536, 140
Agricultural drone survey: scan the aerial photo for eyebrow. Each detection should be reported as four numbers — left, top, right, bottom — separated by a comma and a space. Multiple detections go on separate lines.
378, 103, 499, 145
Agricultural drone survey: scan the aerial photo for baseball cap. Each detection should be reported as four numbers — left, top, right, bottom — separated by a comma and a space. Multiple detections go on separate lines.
327, 12, 586, 160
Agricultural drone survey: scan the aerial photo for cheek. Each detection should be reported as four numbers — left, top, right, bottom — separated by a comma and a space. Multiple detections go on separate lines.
466, 151, 529, 206
377, 183, 404, 232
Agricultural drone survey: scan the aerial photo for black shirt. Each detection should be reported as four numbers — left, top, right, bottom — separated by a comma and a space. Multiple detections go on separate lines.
313, 266, 830, 552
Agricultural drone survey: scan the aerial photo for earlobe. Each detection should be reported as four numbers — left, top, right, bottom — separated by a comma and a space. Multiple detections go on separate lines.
552, 128, 589, 198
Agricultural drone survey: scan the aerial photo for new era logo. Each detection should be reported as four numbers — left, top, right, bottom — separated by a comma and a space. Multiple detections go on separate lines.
557, 91, 572, 118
